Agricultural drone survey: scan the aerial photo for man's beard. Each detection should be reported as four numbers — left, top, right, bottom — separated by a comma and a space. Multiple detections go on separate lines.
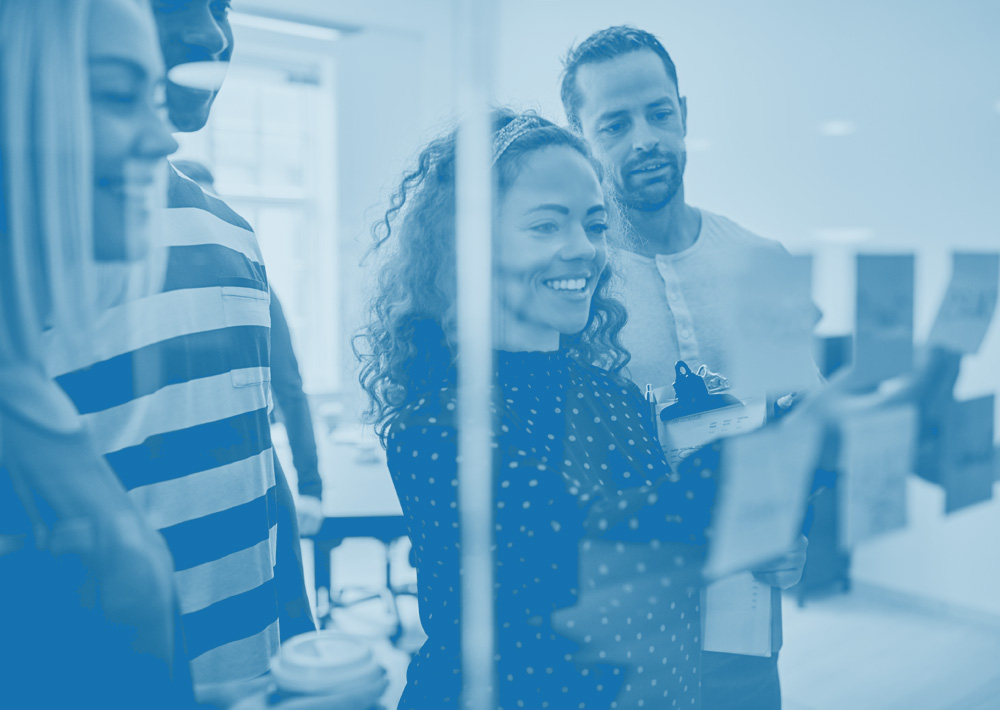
616, 150, 685, 212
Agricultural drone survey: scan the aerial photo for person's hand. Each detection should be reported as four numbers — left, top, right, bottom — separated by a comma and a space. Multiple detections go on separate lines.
200, 674, 274, 709
97, 512, 178, 663
752, 534, 808, 589
48, 511, 178, 667
296, 495, 324, 537
2, 393, 179, 670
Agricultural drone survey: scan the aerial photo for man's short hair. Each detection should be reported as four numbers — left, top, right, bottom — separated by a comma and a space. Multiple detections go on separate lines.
561, 25, 680, 132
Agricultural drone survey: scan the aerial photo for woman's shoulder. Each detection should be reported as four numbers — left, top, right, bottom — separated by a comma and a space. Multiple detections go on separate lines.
384, 387, 463, 481
386, 385, 460, 441
569, 358, 645, 401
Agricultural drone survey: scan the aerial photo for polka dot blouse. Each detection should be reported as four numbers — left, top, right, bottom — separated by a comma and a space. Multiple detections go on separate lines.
386, 350, 716, 710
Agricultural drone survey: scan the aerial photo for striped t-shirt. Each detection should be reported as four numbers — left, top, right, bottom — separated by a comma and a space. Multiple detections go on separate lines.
44, 167, 281, 698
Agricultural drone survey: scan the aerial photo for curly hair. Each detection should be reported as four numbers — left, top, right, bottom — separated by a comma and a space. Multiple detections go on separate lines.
355, 109, 632, 445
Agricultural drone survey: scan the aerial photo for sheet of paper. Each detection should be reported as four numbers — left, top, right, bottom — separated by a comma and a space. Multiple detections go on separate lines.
914, 404, 946, 486
853, 254, 915, 387
943, 395, 995, 513
705, 418, 821, 578
727, 252, 819, 398
838, 405, 916, 549
654, 397, 767, 471
928, 252, 999, 355
701, 572, 772, 657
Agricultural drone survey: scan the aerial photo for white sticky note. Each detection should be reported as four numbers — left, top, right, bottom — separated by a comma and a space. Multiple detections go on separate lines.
928, 252, 999, 355
853, 254, 915, 387
705, 418, 821, 578
728, 252, 819, 398
838, 405, 917, 549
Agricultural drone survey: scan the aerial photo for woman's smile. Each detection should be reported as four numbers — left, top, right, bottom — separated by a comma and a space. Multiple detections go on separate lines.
494, 145, 609, 350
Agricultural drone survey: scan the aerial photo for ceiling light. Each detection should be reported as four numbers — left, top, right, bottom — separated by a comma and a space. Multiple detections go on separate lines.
819, 120, 857, 137
814, 228, 872, 244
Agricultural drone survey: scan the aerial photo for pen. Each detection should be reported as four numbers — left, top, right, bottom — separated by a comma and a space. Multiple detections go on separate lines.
645, 383, 657, 422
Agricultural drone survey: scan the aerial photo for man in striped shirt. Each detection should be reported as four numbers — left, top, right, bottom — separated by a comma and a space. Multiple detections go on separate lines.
46, 1, 309, 703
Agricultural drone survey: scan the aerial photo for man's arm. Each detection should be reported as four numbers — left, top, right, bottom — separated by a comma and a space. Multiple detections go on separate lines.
269, 291, 323, 500
269, 291, 324, 537
272, 452, 317, 640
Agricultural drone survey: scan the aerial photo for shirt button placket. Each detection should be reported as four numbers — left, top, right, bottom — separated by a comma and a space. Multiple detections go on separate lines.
656, 256, 701, 363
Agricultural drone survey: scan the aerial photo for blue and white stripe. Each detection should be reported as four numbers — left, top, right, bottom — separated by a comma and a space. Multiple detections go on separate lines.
45, 169, 281, 697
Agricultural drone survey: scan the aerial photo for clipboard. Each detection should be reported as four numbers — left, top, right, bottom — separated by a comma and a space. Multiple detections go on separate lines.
646, 361, 774, 658
650, 361, 767, 473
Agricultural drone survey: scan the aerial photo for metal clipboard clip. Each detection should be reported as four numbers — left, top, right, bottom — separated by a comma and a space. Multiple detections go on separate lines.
659, 360, 744, 423
650, 361, 766, 473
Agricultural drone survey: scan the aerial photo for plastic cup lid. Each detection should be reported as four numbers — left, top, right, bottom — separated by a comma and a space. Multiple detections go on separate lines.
271, 632, 385, 695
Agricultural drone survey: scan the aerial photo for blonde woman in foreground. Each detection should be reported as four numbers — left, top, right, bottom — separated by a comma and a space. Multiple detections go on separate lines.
0, 1, 183, 707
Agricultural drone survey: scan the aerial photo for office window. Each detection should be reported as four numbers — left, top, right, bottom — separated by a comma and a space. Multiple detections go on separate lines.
175, 17, 340, 393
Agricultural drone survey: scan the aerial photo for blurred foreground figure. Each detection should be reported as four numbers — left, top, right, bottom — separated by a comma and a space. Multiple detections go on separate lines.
562, 25, 819, 710
0, 0, 187, 707
358, 109, 714, 709
38, 0, 313, 704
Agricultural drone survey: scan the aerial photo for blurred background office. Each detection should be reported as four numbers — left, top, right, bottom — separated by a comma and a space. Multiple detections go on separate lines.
167, 1, 1000, 708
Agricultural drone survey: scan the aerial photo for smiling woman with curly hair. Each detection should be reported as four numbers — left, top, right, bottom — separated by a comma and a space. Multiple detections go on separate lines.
357, 109, 631, 446
355, 108, 713, 710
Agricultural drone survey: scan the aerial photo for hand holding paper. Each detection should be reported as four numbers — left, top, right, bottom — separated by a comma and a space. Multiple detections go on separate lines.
752, 534, 808, 589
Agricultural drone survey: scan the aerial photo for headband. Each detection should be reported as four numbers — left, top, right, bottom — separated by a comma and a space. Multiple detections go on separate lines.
490, 115, 546, 166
